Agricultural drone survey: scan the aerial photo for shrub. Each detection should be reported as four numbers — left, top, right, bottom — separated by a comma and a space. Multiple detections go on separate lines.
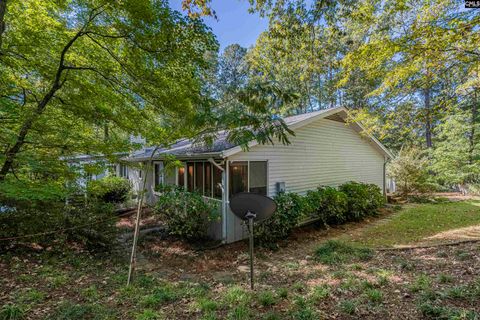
63, 202, 118, 251
255, 192, 304, 247
154, 186, 219, 240
86, 176, 131, 204
388, 147, 433, 197
305, 186, 348, 225
0, 200, 118, 251
339, 181, 384, 221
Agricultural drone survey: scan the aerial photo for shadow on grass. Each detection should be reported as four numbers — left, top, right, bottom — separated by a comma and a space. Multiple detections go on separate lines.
314, 240, 373, 265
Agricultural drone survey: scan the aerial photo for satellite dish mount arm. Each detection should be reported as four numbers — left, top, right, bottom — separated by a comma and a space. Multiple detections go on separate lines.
245, 210, 256, 290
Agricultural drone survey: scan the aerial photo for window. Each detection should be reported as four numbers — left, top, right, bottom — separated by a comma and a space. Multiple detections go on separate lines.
119, 164, 129, 179
164, 168, 176, 185
249, 161, 267, 195
182, 161, 223, 199
213, 166, 223, 198
195, 162, 204, 193
229, 161, 267, 197
229, 161, 248, 197
187, 162, 194, 192
154, 162, 163, 187
204, 162, 212, 196
178, 167, 185, 187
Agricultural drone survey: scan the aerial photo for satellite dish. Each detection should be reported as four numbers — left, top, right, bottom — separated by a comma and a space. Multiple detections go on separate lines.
229, 192, 277, 290
230, 192, 277, 222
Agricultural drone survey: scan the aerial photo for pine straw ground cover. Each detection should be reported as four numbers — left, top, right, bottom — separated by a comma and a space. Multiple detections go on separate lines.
1, 201, 480, 319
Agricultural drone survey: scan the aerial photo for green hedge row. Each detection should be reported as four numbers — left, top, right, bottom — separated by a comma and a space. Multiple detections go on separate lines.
153, 181, 384, 245
255, 181, 385, 246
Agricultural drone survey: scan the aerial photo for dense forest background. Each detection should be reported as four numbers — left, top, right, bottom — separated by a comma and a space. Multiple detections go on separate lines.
240, 0, 479, 190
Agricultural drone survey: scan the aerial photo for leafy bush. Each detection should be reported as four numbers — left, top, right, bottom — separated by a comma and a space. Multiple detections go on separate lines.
339, 182, 384, 221
255, 192, 304, 247
304, 186, 348, 225
154, 186, 219, 240
86, 176, 131, 204
388, 147, 433, 197
0, 200, 118, 251
62, 202, 118, 251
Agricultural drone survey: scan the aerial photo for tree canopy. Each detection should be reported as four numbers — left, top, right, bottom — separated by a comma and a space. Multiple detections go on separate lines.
246, 0, 480, 189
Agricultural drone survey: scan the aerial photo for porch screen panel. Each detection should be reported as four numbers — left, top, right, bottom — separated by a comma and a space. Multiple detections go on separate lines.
154, 163, 162, 188
164, 168, 176, 185
213, 166, 223, 199
178, 166, 185, 187
249, 161, 267, 195
187, 162, 194, 192
195, 162, 204, 193
229, 161, 248, 197
204, 162, 212, 197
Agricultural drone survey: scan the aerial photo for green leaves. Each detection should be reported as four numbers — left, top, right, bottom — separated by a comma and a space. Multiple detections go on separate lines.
0, 0, 217, 196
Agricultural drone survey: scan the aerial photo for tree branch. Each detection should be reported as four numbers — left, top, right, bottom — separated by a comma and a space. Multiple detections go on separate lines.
0, 4, 106, 181
0, 0, 7, 51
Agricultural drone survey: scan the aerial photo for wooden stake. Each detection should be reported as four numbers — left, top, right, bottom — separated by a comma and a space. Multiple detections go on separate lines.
127, 148, 158, 285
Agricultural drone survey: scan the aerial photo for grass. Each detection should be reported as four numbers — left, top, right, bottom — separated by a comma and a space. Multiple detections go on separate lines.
135, 309, 163, 320
315, 240, 373, 265
2, 201, 480, 320
418, 302, 479, 320
51, 301, 117, 320
310, 285, 330, 302
0, 304, 25, 320
338, 299, 358, 315
364, 288, 383, 303
408, 274, 432, 293
197, 298, 218, 313
342, 201, 480, 247
140, 285, 177, 307
257, 291, 277, 307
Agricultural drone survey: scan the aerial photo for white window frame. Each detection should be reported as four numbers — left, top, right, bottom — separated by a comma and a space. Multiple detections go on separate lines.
153, 161, 164, 188
228, 160, 268, 196
182, 160, 222, 200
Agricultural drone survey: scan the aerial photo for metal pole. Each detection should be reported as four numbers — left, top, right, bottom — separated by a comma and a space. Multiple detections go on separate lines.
249, 216, 254, 290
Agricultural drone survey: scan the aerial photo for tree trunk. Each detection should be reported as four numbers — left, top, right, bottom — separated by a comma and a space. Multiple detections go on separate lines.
424, 86, 433, 148
469, 90, 478, 164
0, 0, 7, 49
0, 83, 61, 180
0, 28, 85, 181
104, 123, 109, 142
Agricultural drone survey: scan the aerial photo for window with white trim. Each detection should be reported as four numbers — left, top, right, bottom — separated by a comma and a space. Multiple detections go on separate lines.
184, 161, 223, 199
229, 161, 267, 197
119, 164, 129, 179
154, 162, 163, 187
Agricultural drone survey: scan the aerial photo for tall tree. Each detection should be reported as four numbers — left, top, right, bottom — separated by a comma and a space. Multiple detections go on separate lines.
217, 44, 249, 94
0, 0, 218, 197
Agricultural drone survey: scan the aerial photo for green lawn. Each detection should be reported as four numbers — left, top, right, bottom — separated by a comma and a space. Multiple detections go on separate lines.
1, 200, 480, 319
342, 200, 480, 248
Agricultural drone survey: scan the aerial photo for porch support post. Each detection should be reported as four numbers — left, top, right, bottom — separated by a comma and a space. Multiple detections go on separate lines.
208, 157, 228, 243
383, 157, 387, 200
223, 159, 229, 243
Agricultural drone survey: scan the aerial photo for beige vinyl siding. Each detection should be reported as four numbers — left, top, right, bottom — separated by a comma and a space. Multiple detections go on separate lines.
229, 118, 385, 197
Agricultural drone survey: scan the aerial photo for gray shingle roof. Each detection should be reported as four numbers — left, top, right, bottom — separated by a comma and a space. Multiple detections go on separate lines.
127, 108, 336, 161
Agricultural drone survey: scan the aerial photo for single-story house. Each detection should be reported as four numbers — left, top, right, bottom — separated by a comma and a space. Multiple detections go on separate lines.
123, 107, 393, 243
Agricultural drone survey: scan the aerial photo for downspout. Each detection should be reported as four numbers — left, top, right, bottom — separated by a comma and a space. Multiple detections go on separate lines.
208, 158, 227, 244
383, 156, 387, 201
